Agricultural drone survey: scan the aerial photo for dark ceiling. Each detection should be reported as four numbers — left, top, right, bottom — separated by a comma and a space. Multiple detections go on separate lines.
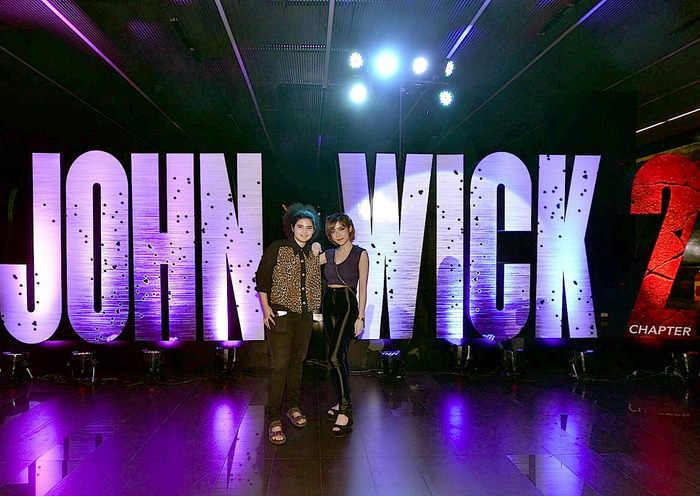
0, 0, 699, 171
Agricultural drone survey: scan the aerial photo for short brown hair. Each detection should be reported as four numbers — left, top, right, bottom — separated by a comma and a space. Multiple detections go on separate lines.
325, 213, 355, 245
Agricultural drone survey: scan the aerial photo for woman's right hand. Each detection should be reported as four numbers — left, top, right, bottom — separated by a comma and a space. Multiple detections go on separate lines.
263, 305, 276, 329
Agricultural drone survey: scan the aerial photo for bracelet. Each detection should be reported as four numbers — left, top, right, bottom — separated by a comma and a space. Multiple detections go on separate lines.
357, 317, 365, 321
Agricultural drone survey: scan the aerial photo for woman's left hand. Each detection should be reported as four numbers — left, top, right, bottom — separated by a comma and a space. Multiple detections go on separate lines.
354, 318, 364, 337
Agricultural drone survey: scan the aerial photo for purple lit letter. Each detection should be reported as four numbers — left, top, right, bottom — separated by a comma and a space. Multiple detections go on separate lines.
536, 155, 599, 338
339, 153, 432, 339
436, 155, 465, 339
132, 154, 196, 341
200, 154, 263, 340
0, 154, 62, 343
66, 151, 129, 342
469, 152, 531, 340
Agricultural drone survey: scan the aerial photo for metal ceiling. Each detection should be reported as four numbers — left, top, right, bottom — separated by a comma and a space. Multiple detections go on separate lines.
0, 0, 698, 166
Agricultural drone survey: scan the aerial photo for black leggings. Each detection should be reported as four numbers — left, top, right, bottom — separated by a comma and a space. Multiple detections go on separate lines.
322, 287, 358, 413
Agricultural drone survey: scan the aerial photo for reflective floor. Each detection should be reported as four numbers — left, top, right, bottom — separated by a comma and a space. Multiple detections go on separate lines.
0, 366, 698, 496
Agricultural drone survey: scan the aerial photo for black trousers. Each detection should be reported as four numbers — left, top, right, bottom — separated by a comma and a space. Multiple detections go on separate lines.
266, 311, 313, 423
322, 287, 358, 412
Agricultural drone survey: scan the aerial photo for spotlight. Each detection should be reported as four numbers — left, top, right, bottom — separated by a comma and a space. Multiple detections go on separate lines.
375, 52, 398, 78
69, 351, 97, 383
439, 90, 454, 106
412, 57, 428, 75
349, 83, 367, 104
142, 350, 164, 381
379, 350, 402, 379
213, 346, 237, 379
570, 350, 596, 381
2, 352, 32, 384
349, 52, 363, 69
501, 348, 526, 377
444, 60, 455, 78
672, 351, 699, 382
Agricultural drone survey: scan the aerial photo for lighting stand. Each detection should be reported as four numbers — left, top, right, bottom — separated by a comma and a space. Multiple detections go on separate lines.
142, 350, 164, 381
570, 350, 596, 381
212, 346, 237, 380
2, 352, 33, 384
69, 351, 97, 383
671, 351, 699, 383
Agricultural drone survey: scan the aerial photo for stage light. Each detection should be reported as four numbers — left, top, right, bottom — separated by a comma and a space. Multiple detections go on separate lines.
142, 349, 164, 381
379, 350, 402, 379
672, 351, 699, 382
439, 90, 454, 106
2, 352, 32, 384
451, 344, 473, 373
375, 52, 398, 78
412, 57, 428, 75
570, 350, 596, 380
213, 346, 237, 379
444, 60, 455, 77
349, 52, 363, 69
501, 348, 525, 377
69, 351, 97, 383
350, 83, 367, 104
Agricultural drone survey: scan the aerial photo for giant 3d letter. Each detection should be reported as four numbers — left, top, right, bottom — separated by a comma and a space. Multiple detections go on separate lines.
339, 153, 432, 339
469, 152, 531, 341
436, 155, 465, 339
132, 154, 196, 341
200, 153, 263, 340
66, 151, 130, 342
0, 154, 62, 343
536, 155, 599, 338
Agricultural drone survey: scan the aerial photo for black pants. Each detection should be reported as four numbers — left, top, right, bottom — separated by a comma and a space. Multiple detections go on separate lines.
322, 287, 358, 412
266, 311, 313, 423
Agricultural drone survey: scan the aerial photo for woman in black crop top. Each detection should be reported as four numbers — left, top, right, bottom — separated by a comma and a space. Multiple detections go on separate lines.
319, 212, 369, 437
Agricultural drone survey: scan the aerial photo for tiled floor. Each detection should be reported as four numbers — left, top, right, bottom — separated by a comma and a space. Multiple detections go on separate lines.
0, 365, 698, 495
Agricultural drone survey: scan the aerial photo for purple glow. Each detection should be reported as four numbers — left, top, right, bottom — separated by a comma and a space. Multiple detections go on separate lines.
132, 154, 196, 341
66, 151, 129, 343
0, 154, 62, 344
469, 152, 531, 341
436, 154, 464, 339
200, 154, 263, 341
536, 155, 599, 338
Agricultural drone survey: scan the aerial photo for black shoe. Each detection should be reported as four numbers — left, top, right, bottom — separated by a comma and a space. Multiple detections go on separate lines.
332, 413, 353, 438
327, 406, 339, 422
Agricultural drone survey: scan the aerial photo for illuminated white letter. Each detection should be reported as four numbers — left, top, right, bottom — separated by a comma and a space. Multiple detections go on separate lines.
132, 154, 196, 341
66, 151, 129, 342
0, 154, 62, 343
201, 153, 263, 340
436, 155, 464, 339
339, 153, 432, 339
536, 155, 599, 338
469, 152, 531, 340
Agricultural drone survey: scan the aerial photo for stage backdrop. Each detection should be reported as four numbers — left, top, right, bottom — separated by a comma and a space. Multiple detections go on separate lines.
1, 150, 698, 345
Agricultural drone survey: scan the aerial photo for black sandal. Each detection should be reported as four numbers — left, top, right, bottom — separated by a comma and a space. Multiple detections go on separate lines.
286, 407, 307, 428
332, 413, 353, 438
327, 406, 339, 422
268, 421, 286, 445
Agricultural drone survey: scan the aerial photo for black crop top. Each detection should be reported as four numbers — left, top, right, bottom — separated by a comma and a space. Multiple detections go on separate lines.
324, 245, 365, 289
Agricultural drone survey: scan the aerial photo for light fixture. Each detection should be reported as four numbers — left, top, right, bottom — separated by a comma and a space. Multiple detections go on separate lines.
439, 90, 454, 106
350, 83, 367, 104
379, 350, 402, 379
570, 350, 596, 381
375, 52, 399, 78
213, 346, 237, 379
349, 52, 363, 69
412, 57, 428, 75
671, 351, 698, 382
501, 348, 525, 377
142, 349, 164, 381
444, 60, 455, 78
69, 351, 97, 383
451, 344, 473, 373
2, 352, 32, 384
